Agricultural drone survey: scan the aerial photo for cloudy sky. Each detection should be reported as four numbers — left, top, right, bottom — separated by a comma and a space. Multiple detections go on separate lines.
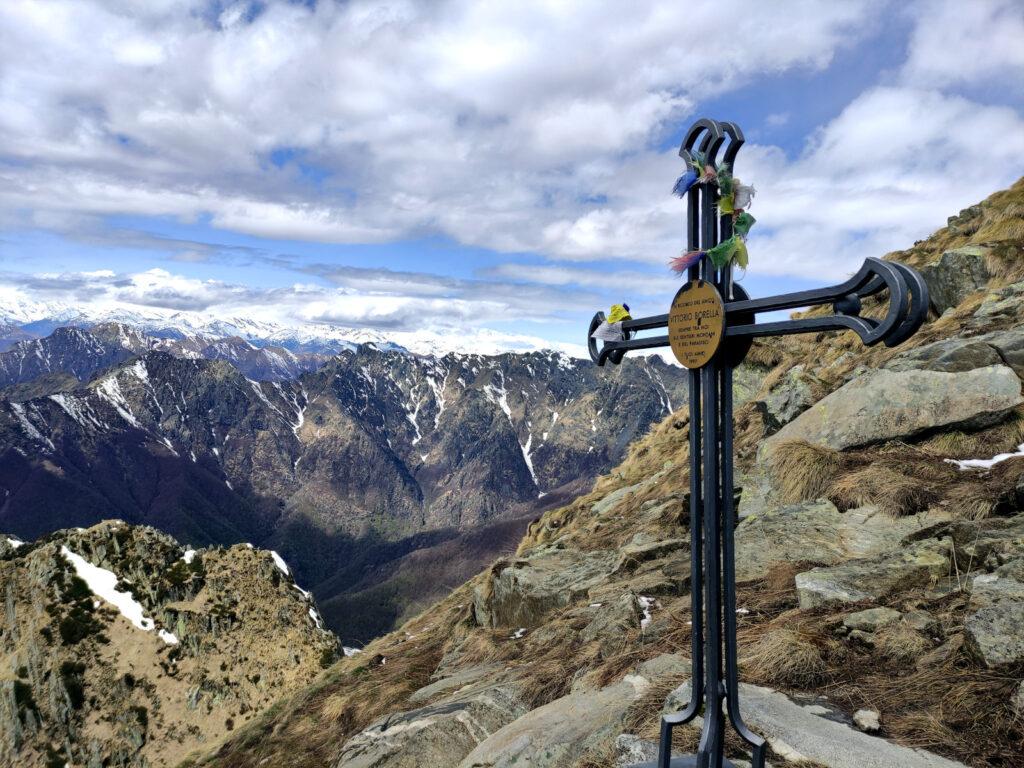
1, 0, 1023, 353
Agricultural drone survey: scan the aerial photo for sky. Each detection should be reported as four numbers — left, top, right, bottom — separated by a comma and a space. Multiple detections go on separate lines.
1, 0, 1023, 355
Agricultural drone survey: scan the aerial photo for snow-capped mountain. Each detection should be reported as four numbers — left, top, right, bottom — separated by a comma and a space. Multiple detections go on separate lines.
0, 301, 585, 358
0, 337, 690, 642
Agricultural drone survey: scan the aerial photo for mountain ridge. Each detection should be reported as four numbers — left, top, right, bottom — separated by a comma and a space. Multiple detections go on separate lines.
0, 334, 693, 642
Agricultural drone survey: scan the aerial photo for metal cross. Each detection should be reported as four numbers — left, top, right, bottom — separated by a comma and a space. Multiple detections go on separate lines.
588, 118, 928, 768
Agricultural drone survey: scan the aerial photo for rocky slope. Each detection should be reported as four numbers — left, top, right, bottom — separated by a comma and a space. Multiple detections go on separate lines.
194, 180, 1024, 768
0, 521, 336, 768
0, 343, 689, 642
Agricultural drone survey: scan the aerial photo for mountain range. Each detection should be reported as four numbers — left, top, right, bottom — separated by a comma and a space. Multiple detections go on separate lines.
0, 301, 581, 358
0, 320, 692, 642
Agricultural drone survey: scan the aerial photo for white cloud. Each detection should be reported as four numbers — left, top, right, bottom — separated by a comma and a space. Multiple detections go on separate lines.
901, 0, 1024, 89
1, 0, 1022, 350
0, 0, 879, 254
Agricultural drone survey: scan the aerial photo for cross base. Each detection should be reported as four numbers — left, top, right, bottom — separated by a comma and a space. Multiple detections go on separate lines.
628, 757, 740, 768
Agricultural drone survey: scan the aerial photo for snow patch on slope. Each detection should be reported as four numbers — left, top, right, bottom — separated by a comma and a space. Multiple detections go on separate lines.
60, 546, 176, 644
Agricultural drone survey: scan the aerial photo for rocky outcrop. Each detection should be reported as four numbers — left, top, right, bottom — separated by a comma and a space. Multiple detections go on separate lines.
919, 245, 991, 314
735, 501, 945, 581
752, 364, 821, 431
795, 539, 952, 609
762, 365, 1023, 453
0, 522, 336, 768
661, 681, 967, 768
473, 548, 617, 629
457, 673, 651, 768
335, 682, 525, 768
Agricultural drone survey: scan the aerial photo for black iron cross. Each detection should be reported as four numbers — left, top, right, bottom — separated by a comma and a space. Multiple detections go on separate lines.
588, 118, 928, 768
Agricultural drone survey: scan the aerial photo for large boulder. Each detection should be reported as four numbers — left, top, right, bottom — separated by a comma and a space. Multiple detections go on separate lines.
663, 682, 967, 768
473, 548, 616, 629
795, 539, 951, 610
920, 245, 990, 314
762, 366, 1022, 454
457, 674, 651, 768
335, 682, 525, 768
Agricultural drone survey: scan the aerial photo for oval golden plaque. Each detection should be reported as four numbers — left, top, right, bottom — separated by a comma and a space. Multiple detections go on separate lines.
668, 280, 726, 368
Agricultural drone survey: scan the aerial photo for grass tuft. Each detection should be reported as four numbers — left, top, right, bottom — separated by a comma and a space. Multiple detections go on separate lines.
766, 440, 843, 504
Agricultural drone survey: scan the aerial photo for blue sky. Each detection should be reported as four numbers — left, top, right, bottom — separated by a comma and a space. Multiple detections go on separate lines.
1, 0, 1023, 354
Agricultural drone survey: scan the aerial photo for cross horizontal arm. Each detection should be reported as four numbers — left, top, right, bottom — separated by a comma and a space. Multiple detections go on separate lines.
588, 257, 929, 366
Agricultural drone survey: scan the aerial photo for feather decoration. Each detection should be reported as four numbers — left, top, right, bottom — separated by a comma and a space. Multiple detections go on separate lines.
734, 184, 756, 211
719, 193, 735, 214
733, 211, 756, 238
706, 237, 738, 269
669, 250, 705, 274
672, 169, 698, 198
700, 164, 717, 183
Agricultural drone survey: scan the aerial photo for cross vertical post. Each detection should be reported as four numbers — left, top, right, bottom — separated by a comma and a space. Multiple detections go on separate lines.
588, 118, 928, 768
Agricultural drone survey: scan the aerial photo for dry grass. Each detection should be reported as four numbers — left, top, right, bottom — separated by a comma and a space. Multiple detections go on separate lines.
826, 649, 1024, 766
745, 339, 786, 368
876, 623, 931, 664
741, 627, 828, 688
829, 463, 939, 517
917, 407, 1024, 460
766, 440, 844, 504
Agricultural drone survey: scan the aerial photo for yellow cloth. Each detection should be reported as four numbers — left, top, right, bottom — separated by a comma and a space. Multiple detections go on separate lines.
607, 304, 631, 324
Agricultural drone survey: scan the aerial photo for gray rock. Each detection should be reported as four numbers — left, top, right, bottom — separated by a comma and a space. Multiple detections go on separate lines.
884, 338, 1002, 373
663, 682, 966, 768
903, 610, 939, 634
795, 540, 952, 610
635, 653, 690, 682
843, 607, 901, 633
580, 592, 641, 659
735, 499, 847, 581
968, 559, 1024, 609
755, 364, 820, 431
614, 734, 659, 766
969, 281, 1024, 329
978, 327, 1024, 380
964, 600, 1024, 668
336, 683, 525, 768
920, 245, 990, 314
762, 366, 1022, 454
946, 205, 982, 236
408, 664, 503, 705
736, 468, 773, 521
853, 708, 881, 734
457, 674, 651, 768
473, 548, 616, 629
614, 532, 686, 575
735, 502, 945, 582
